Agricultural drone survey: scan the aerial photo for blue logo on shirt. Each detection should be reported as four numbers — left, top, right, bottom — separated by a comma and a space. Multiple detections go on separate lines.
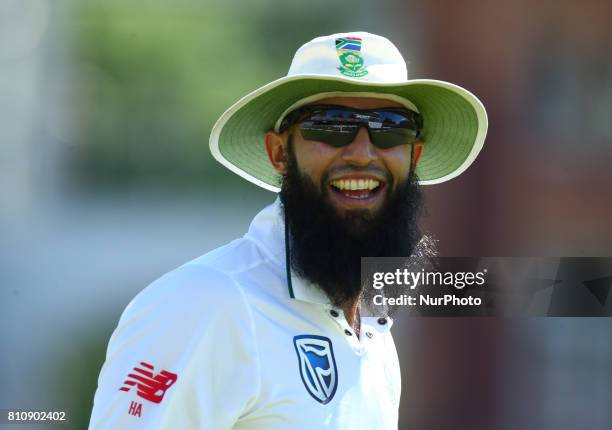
293, 335, 338, 404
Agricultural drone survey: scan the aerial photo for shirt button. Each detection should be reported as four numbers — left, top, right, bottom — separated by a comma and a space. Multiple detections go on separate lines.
330, 309, 340, 318
344, 329, 353, 336
377, 317, 387, 325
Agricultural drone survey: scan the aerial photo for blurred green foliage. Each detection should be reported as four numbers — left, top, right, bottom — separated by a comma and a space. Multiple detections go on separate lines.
66, 0, 382, 191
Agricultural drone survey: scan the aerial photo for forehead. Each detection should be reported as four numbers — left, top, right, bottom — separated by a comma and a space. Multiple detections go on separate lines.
310, 96, 405, 109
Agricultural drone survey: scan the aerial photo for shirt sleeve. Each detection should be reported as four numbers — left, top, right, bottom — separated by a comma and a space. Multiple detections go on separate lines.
89, 264, 261, 429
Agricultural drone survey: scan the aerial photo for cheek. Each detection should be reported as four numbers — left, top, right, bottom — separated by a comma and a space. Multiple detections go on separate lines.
294, 142, 339, 179
380, 146, 412, 183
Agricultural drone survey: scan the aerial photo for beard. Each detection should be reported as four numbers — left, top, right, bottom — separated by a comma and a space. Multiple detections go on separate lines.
279, 137, 426, 310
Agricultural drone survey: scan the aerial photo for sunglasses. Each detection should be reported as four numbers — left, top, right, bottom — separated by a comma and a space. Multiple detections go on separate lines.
278, 104, 423, 149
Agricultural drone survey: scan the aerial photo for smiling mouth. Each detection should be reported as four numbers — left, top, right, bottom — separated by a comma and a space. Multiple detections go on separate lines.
329, 178, 384, 200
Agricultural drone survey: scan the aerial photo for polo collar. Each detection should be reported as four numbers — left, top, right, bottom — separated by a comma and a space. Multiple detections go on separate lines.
244, 198, 331, 306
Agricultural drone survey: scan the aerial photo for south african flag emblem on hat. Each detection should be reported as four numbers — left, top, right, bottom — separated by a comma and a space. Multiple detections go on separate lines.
335, 36, 368, 78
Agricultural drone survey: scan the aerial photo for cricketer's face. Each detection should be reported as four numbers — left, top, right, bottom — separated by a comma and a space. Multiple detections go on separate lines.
265, 97, 426, 308
269, 97, 423, 218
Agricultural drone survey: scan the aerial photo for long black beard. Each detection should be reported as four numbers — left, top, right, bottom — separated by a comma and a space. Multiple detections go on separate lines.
280, 138, 425, 309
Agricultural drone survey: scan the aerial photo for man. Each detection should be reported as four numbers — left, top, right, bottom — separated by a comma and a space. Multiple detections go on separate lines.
89, 32, 487, 429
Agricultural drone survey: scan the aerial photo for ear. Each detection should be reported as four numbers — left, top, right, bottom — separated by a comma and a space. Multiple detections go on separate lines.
265, 130, 288, 174
411, 142, 424, 169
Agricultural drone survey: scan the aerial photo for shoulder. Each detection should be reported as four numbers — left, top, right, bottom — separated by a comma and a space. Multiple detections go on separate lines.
121, 237, 267, 326
125, 263, 242, 317
106, 238, 271, 358
116, 267, 234, 334
105, 263, 255, 366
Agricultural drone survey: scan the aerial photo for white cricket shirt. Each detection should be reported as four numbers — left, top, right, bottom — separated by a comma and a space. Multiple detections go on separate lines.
89, 199, 401, 429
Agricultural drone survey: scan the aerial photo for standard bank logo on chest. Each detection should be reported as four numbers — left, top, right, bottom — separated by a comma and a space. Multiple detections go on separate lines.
293, 335, 338, 404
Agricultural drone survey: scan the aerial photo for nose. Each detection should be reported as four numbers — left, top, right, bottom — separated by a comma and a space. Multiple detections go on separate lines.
341, 127, 377, 166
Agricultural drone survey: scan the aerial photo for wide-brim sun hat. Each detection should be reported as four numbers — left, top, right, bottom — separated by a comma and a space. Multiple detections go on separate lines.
210, 31, 488, 192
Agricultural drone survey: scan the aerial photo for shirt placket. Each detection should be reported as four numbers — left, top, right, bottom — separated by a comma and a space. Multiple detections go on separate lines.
325, 307, 392, 355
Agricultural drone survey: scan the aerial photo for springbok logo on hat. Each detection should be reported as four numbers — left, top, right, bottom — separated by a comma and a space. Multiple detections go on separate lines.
335, 36, 368, 78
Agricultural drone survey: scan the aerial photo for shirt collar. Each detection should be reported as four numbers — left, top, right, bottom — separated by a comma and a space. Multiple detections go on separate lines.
244, 198, 331, 306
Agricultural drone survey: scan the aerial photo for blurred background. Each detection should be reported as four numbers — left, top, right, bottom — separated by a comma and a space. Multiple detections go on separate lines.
1, 0, 611, 428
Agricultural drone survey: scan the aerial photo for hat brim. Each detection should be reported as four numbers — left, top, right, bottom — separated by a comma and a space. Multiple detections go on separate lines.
210, 75, 488, 192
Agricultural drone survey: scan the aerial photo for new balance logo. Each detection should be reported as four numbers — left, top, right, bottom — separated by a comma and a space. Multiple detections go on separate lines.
119, 361, 178, 403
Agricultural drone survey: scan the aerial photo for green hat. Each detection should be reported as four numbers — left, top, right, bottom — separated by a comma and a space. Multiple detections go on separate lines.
210, 31, 488, 192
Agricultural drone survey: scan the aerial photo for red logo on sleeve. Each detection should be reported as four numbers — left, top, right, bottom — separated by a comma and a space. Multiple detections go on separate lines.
119, 361, 178, 403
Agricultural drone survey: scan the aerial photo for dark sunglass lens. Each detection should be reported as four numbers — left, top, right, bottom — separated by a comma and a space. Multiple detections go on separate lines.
299, 121, 357, 147
378, 111, 417, 127
370, 127, 418, 148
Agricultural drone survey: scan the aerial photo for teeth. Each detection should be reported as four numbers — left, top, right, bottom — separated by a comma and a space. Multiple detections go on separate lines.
331, 178, 380, 191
